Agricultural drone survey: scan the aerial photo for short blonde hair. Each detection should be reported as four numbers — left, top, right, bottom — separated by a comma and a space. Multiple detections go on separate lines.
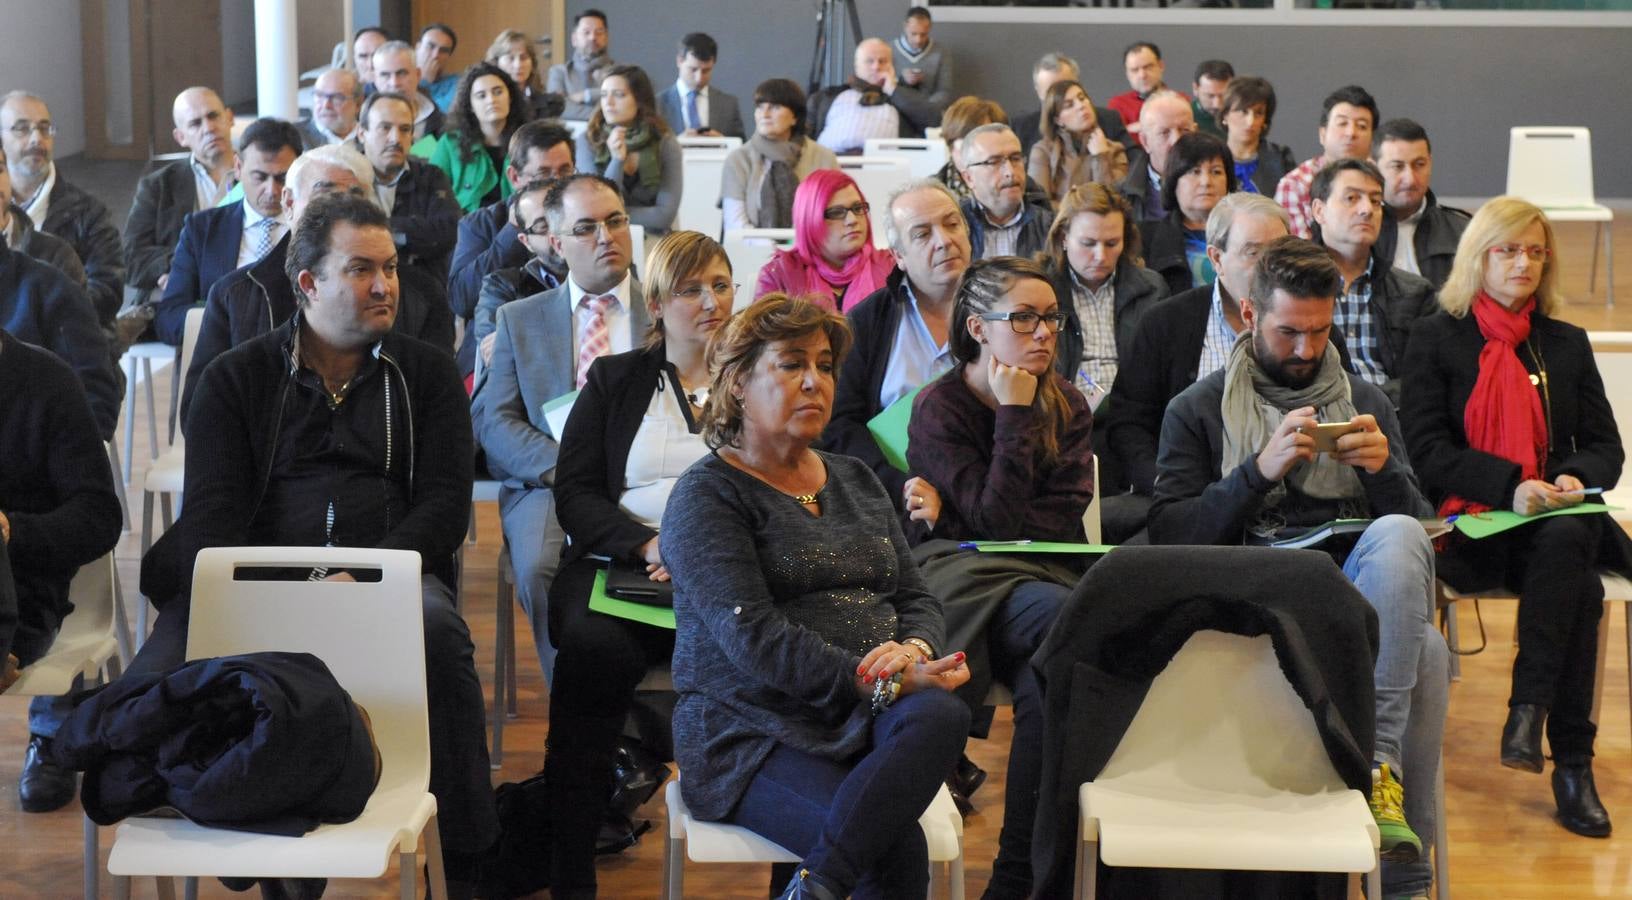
1439, 196, 1561, 318
701, 294, 851, 450
641, 230, 732, 348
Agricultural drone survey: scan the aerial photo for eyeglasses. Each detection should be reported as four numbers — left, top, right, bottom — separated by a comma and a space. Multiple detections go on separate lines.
313, 91, 353, 105
966, 152, 1025, 171
565, 212, 631, 240
1489, 243, 1551, 263
521, 219, 551, 237
822, 201, 870, 221
980, 310, 1068, 334
7, 121, 54, 139
673, 281, 738, 302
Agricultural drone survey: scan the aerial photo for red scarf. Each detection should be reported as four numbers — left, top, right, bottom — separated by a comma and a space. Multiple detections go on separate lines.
1439, 291, 1548, 518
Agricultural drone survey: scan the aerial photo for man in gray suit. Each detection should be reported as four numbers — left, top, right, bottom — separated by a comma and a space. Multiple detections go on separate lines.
473, 173, 646, 682
656, 33, 744, 139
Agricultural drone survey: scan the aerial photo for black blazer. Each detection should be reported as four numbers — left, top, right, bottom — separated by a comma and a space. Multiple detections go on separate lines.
155, 202, 247, 345
1374, 191, 1471, 290
1243, 138, 1297, 197
122, 159, 198, 305
1138, 216, 1198, 296
554, 344, 697, 569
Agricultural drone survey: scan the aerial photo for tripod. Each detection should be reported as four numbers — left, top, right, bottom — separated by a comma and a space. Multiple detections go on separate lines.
806, 0, 863, 96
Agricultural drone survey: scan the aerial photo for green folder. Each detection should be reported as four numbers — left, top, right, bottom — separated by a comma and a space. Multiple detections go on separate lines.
967, 541, 1116, 554
587, 568, 676, 630
867, 385, 923, 473
1452, 503, 1616, 540
541, 390, 580, 440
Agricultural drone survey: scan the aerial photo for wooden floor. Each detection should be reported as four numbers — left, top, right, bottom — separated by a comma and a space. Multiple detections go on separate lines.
3, 215, 1632, 897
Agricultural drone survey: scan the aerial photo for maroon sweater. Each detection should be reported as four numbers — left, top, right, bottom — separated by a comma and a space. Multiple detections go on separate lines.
907, 367, 1096, 542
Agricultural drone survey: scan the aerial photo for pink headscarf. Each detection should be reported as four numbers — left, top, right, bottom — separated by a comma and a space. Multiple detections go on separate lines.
781, 169, 896, 312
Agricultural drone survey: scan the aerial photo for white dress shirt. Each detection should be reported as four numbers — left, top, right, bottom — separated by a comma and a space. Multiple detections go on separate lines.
190, 156, 235, 211
675, 80, 710, 132
238, 199, 288, 268
19, 162, 56, 229
565, 271, 635, 361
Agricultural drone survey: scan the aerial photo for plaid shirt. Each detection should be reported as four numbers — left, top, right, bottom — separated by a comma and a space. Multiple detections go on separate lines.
1333, 258, 1386, 386
1071, 272, 1119, 406
1273, 155, 1326, 240
1198, 280, 1239, 379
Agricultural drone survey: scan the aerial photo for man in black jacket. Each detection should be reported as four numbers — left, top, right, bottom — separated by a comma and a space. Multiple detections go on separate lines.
1372, 118, 1469, 290
0, 241, 121, 439
0, 91, 125, 328
137, 193, 496, 893
2, 154, 86, 284
1, 331, 123, 812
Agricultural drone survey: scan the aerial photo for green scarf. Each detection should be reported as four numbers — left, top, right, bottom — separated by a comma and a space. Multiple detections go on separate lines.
595, 121, 662, 195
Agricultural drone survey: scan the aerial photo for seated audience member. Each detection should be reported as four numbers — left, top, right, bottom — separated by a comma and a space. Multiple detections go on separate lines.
372, 40, 445, 140
809, 38, 939, 154
1219, 75, 1295, 196
178, 144, 375, 433
1190, 59, 1233, 138
297, 68, 362, 150
1106, 193, 1292, 497
754, 169, 894, 312
1309, 157, 1436, 405
721, 78, 839, 232
907, 257, 1092, 900
1373, 118, 1470, 289
1013, 52, 1130, 157
824, 179, 970, 498
2, 91, 124, 328
958, 124, 1054, 260
576, 65, 683, 234
3, 332, 123, 811
661, 294, 973, 900
1402, 197, 1624, 840
543, 231, 734, 894
352, 25, 388, 87
1, 157, 85, 285
487, 29, 565, 122
135, 193, 497, 891
447, 120, 576, 377
1106, 42, 1177, 148
471, 179, 568, 368
472, 174, 644, 683
423, 63, 530, 214
548, 9, 614, 121
1141, 132, 1237, 295
657, 33, 745, 139
153, 117, 301, 346
358, 92, 459, 353
416, 23, 460, 111
1117, 91, 1195, 222
1027, 80, 1128, 207
1275, 84, 1378, 239
896, 7, 953, 112
935, 96, 1005, 202
123, 87, 236, 311
1150, 236, 1447, 897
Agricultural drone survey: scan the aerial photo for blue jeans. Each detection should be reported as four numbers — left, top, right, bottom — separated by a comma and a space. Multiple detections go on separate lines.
727, 689, 971, 898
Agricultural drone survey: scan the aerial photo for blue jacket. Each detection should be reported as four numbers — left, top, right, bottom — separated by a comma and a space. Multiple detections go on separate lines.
449, 199, 527, 377
155, 202, 248, 345
0, 245, 121, 439
656, 84, 745, 138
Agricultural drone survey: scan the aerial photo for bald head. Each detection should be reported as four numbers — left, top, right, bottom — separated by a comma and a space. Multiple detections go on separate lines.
312, 68, 361, 137
1139, 91, 1196, 175
171, 87, 235, 168
854, 38, 894, 87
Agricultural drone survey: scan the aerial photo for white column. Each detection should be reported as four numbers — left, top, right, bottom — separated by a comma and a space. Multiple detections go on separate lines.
254, 0, 300, 121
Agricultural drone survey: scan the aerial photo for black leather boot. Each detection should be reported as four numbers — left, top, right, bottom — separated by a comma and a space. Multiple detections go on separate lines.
19, 734, 77, 813
1553, 763, 1612, 838
1500, 704, 1546, 773
774, 867, 844, 900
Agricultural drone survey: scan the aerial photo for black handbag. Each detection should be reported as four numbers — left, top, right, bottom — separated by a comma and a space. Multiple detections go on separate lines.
604, 561, 674, 607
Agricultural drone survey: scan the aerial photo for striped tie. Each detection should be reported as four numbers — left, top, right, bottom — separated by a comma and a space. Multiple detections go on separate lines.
576, 293, 616, 388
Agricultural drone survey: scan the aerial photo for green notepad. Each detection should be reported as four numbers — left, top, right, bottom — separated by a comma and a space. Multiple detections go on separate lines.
867, 385, 923, 473
968, 541, 1116, 554
541, 390, 580, 440
587, 569, 676, 629
1452, 503, 1616, 540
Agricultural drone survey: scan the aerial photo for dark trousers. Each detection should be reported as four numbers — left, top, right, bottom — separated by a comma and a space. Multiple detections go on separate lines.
543, 557, 675, 893
121, 576, 500, 871
726, 688, 970, 899
1439, 514, 1605, 762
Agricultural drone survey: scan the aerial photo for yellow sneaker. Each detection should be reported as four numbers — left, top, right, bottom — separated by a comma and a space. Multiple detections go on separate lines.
1371, 763, 1422, 863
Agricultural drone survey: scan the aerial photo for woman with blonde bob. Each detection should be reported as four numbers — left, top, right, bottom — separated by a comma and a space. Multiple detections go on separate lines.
485, 29, 564, 121
1402, 196, 1629, 839
661, 294, 973, 900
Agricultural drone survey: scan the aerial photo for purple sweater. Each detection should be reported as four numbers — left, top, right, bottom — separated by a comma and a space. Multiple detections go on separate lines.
907, 366, 1096, 542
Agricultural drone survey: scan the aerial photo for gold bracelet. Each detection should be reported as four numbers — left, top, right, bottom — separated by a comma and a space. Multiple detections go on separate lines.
902, 637, 935, 661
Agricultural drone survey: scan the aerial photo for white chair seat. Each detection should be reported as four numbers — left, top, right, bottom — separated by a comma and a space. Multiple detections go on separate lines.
142, 444, 185, 494
9, 554, 126, 697
1536, 203, 1612, 222
669, 779, 799, 864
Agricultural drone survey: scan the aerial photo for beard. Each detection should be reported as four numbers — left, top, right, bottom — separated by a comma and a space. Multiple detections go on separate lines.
1252, 329, 1320, 390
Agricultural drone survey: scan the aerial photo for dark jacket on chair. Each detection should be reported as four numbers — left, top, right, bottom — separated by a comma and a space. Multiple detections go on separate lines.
122, 158, 200, 307
41, 176, 125, 327
1374, 191, 1471, 290
154, 202, 247, 345
0, 246, 121, 439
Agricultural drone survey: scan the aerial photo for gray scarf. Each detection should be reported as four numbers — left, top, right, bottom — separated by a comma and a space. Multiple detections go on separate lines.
742, 134, 802, 229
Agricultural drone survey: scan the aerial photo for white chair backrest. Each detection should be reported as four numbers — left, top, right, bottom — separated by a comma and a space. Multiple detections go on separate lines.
1590, 337, 1632, 508
677, 150, 730, 238
924, 127, 943, 141
563, 119, 589, 139
9, 553, 119, 695
186, 546, 430, 786
678, 135, 742, 154
1098, 631, 1347, 794
1083, 453, 1102, 544
630, 223, 647, 274
864, 138, 949, 180
723, 228, 794, 295
837, 156, 913, 249
1506, 127, 1598, 208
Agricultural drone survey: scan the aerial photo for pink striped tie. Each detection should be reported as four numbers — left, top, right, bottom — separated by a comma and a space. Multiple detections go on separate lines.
576, 293, 616, 388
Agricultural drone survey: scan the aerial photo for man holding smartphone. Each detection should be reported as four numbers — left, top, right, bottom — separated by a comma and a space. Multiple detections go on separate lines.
1148, 236, 1448, 900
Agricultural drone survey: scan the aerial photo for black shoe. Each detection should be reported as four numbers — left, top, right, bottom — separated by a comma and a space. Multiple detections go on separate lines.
19, 734, 77, 813
593, 811, 652, 856
774, 867, 843, 900
1500, 704, 1546, 773
607, 737, 669, 820
952, 753, 988, 800
1553, 763, 1612, 838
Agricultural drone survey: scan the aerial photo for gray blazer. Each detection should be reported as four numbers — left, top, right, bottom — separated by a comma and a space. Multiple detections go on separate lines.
472, 276, 648, 488
656, 84, 745, 139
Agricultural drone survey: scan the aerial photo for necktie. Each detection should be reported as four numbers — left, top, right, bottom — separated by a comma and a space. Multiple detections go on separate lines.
254, 217, 279, 260
685, 89, 700, 131
577, 293, 616, 388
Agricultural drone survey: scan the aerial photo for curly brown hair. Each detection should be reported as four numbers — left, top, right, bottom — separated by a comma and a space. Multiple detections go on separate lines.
701, 293, 852, 450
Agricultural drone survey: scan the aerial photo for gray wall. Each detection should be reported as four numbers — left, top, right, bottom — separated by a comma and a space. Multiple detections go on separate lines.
0, 0, 86, 157
568, 1, 1632, 197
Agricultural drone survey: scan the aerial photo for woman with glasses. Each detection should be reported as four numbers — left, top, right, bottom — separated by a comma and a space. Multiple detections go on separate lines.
1402, 196, 1629, 839
576, 64, 682, 234
721, 78, 839, 233
753, 169, 894, 313
486, 29, 565, 122
1140, 132, 1238, 296
904, 257, 1092, 900
540, 232, 738, 895
422, 62, 530, 213
1026, 80, 1128, 208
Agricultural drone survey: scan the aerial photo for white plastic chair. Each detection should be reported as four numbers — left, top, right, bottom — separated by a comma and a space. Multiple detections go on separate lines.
662, 776, 965, 899
865, 138, 949, 180
1076, 631, 1382, 900
630, 223, 647, 275
119, 340, 177, 483
723, 228, 795, 296
106, 546, 450, 900
135, 307, 205, 643
677, 150, 730, 238
1505, 127, 1614, 307
677, 135, 742, 154
837, 156, 913, 249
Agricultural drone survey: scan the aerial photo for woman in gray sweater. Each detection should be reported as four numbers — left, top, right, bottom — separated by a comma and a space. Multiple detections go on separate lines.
661, 295, 972, 900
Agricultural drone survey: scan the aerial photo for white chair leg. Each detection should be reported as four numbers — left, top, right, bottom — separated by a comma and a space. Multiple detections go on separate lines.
183, 876, 199, 900
1590, 221, 1602, 293
662, 832, 684, 900
154, 876, 178, 900
425, 812, 450, 900
140, 489, 156, 555
1366, 853, 1382, 900
141, 357, 159, 461
400, 848, 416, 900
1443, 602, 1462, 681
107, 441, 131, 532
83, 814, 98, 899
1435, 753, 1450, 900
1624, 602, 1631, 748
1592, 601, 1608, 726
949, 843, 966, 900
111, 571, 133, 670
122, 356, 137, 483
1076, 834, 1098, 900
1606, 220, 1615, 308
113, 874, 132, 900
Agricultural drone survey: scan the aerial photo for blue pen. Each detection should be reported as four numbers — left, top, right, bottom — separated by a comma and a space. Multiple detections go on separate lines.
1077, 368, 1099, 392
959, 540, 1033, 550
1561, 486, 1605, 496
